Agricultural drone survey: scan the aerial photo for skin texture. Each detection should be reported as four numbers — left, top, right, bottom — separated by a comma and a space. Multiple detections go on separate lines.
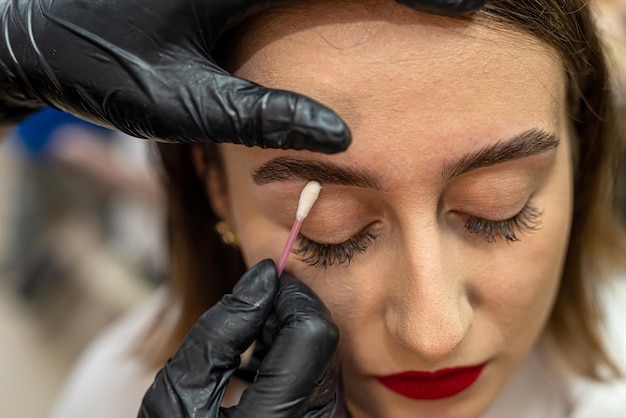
203, 1, 573, 417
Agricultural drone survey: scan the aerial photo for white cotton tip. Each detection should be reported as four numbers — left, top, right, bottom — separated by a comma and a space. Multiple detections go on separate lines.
296, 181, 322, 220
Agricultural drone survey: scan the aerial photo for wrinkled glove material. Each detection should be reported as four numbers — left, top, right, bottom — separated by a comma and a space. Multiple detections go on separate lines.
138, 260, 349, 418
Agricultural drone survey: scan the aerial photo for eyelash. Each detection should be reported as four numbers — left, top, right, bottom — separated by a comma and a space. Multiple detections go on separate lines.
293, 202, 542, 269
293, 229, 377, 269
464, 202, 542, 243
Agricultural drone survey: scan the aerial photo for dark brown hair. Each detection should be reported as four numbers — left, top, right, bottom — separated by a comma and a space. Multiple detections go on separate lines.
145, 0, 626, 379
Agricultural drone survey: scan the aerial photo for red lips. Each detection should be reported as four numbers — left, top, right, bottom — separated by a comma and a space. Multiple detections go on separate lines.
376, 364, 486, 400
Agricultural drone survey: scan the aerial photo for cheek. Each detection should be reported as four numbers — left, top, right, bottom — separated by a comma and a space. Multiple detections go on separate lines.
474, 231, 567, 342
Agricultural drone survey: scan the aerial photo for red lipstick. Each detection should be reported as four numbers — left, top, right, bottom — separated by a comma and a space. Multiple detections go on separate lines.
376, 363, 486, 400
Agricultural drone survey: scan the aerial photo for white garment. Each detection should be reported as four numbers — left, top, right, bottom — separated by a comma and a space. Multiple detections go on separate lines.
46, 290, 165, 418
47, 279, 626, 418
568, 277, 626, 418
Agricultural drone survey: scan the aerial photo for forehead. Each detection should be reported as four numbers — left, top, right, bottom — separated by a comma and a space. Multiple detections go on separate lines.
228, 1, 565, 180
232, 2, 563, 93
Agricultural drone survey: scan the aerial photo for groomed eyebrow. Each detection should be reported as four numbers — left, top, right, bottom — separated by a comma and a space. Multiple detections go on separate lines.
252, 128, 559, 189
252, 156, 382, 190
441, 128, 559, 179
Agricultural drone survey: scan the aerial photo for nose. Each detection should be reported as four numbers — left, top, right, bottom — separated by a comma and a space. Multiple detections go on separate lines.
384, 228, 473, 364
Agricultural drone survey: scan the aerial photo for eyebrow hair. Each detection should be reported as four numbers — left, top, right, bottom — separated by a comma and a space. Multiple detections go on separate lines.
252, 156, 382, 190
441, 128, 559, 179
251, 128, 559, 189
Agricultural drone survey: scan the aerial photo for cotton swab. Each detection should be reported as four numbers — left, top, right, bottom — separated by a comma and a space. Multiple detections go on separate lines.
276, 181, 322, 276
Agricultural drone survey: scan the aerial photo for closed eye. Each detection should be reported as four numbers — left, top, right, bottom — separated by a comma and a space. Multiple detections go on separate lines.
464, 202, 542, 242
293, 229, 378, 268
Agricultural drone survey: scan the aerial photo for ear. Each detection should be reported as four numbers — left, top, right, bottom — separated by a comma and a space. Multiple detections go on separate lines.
191, 144, 232, 223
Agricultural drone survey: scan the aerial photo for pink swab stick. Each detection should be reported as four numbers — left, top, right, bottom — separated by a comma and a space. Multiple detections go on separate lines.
276, 181, 322, 276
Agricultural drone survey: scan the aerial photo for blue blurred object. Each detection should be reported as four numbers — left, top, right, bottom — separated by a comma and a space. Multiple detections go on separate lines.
9, 107, 114, 301
14, 107, 111, 160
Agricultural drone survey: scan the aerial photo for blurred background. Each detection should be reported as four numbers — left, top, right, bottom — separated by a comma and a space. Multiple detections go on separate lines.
0, 2, 624, 417
0, 108, 165, 418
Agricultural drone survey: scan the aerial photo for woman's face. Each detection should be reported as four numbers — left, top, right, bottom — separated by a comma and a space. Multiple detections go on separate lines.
205, 2, 572, 417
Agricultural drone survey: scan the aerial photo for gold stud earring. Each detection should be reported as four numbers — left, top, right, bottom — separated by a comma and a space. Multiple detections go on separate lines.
215, 221, 240, 248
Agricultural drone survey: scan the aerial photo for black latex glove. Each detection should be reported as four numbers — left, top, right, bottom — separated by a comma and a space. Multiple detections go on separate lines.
0, 0, 485, 152
139, 259, 348, 418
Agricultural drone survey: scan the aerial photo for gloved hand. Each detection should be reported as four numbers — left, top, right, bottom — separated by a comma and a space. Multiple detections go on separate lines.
139, 259, 349, 418
0, 0, 485, 152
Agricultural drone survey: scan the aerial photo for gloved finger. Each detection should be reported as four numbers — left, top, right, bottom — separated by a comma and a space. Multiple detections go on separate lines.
140, 259, 278, 417
395, 0, 487, 15
231, 274, 341, 417
206, 75, 351, 153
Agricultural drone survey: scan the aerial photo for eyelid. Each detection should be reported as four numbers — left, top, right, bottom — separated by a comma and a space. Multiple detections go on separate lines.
444, 153, 555, 212
299, 210, 381, 243
452, 198, 530, 223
